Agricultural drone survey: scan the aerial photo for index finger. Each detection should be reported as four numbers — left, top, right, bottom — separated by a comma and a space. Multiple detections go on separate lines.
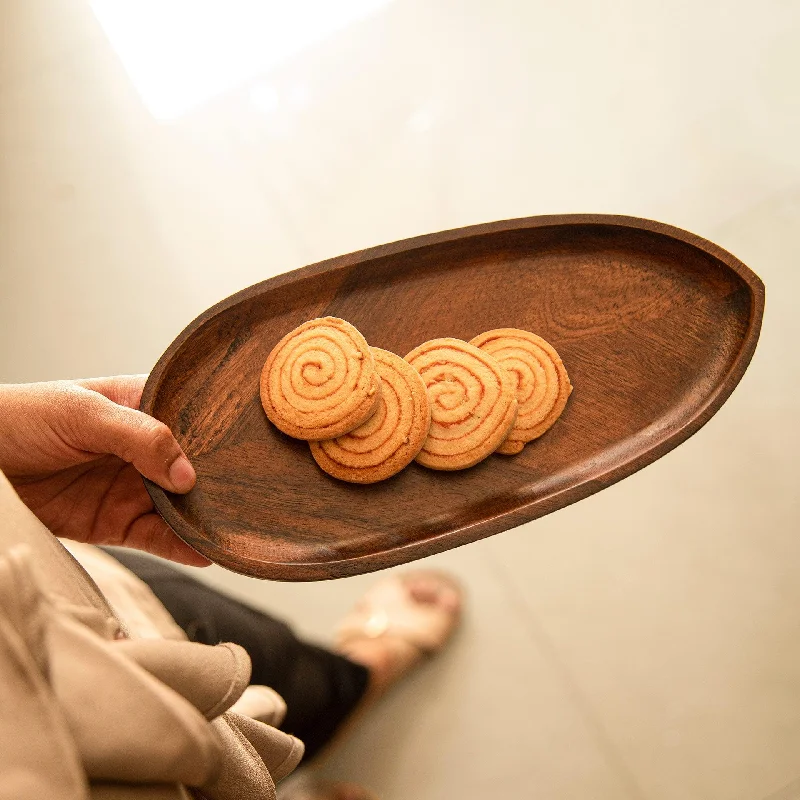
75, 375, 148, 410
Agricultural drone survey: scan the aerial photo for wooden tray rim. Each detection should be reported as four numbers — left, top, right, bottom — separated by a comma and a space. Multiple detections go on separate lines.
140, 214, 765, 580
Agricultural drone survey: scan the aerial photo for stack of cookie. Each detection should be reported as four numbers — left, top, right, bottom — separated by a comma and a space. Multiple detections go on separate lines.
260, 317, 571, 484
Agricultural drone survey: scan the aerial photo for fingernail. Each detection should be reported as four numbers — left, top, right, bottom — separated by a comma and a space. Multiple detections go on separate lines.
169, 455, 196, 492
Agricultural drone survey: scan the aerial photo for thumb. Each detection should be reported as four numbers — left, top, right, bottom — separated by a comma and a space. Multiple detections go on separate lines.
68, 388, 196, 493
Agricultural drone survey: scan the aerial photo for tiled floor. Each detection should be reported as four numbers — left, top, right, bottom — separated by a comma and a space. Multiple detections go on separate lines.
2, 1, 800, 798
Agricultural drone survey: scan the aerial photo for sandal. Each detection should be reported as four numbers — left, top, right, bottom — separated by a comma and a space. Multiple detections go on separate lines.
307, 570, 462, 767
334, 570, 462, 691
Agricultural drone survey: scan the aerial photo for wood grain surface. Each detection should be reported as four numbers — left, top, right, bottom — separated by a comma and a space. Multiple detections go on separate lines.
140, 215, 764, 580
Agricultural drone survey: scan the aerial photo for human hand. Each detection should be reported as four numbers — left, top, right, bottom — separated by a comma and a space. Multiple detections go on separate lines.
0, 376, 210, 566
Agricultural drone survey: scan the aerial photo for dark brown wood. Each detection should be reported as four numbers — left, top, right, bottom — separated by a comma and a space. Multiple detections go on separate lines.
140, 215, 764, 581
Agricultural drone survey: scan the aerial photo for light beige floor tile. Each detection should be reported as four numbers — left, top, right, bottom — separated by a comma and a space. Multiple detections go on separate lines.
486, 190, 800, 800
320, 545, 639, 800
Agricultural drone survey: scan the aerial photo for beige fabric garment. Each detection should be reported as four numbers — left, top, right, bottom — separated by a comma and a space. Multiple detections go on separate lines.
89, 787, 193, 800
0, 547, 89, 800
46, 609, 224, 785
62, 540, 292, 728
0, 471, 303, 800
113, 639, 252, 721
58, 541, 187, 641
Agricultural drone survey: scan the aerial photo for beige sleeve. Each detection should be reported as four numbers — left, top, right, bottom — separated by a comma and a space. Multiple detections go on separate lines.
58, 541, 187, 641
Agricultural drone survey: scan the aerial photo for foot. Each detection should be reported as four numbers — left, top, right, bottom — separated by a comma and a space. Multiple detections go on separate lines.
334, 570, 462, 697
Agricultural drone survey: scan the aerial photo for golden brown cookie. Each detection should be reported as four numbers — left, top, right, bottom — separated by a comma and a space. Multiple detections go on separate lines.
470, 328, 571, 454
405, 338, 518, 470
309, 348, 431, 483
260, 317, 381, 440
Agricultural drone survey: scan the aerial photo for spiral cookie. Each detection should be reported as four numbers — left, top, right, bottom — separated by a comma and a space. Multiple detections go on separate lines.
260, 317, 381, 440
405, 338, 518, 470
470, 328, 571, 454
309, 348, 431, 483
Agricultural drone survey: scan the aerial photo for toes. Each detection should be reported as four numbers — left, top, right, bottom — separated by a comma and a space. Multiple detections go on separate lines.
407, 579, 440, 605
405, 572, 461, 612
437, 585, 461, 613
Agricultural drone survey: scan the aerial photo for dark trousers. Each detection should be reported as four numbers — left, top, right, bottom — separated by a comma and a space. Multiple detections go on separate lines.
104, 548, 369, 760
